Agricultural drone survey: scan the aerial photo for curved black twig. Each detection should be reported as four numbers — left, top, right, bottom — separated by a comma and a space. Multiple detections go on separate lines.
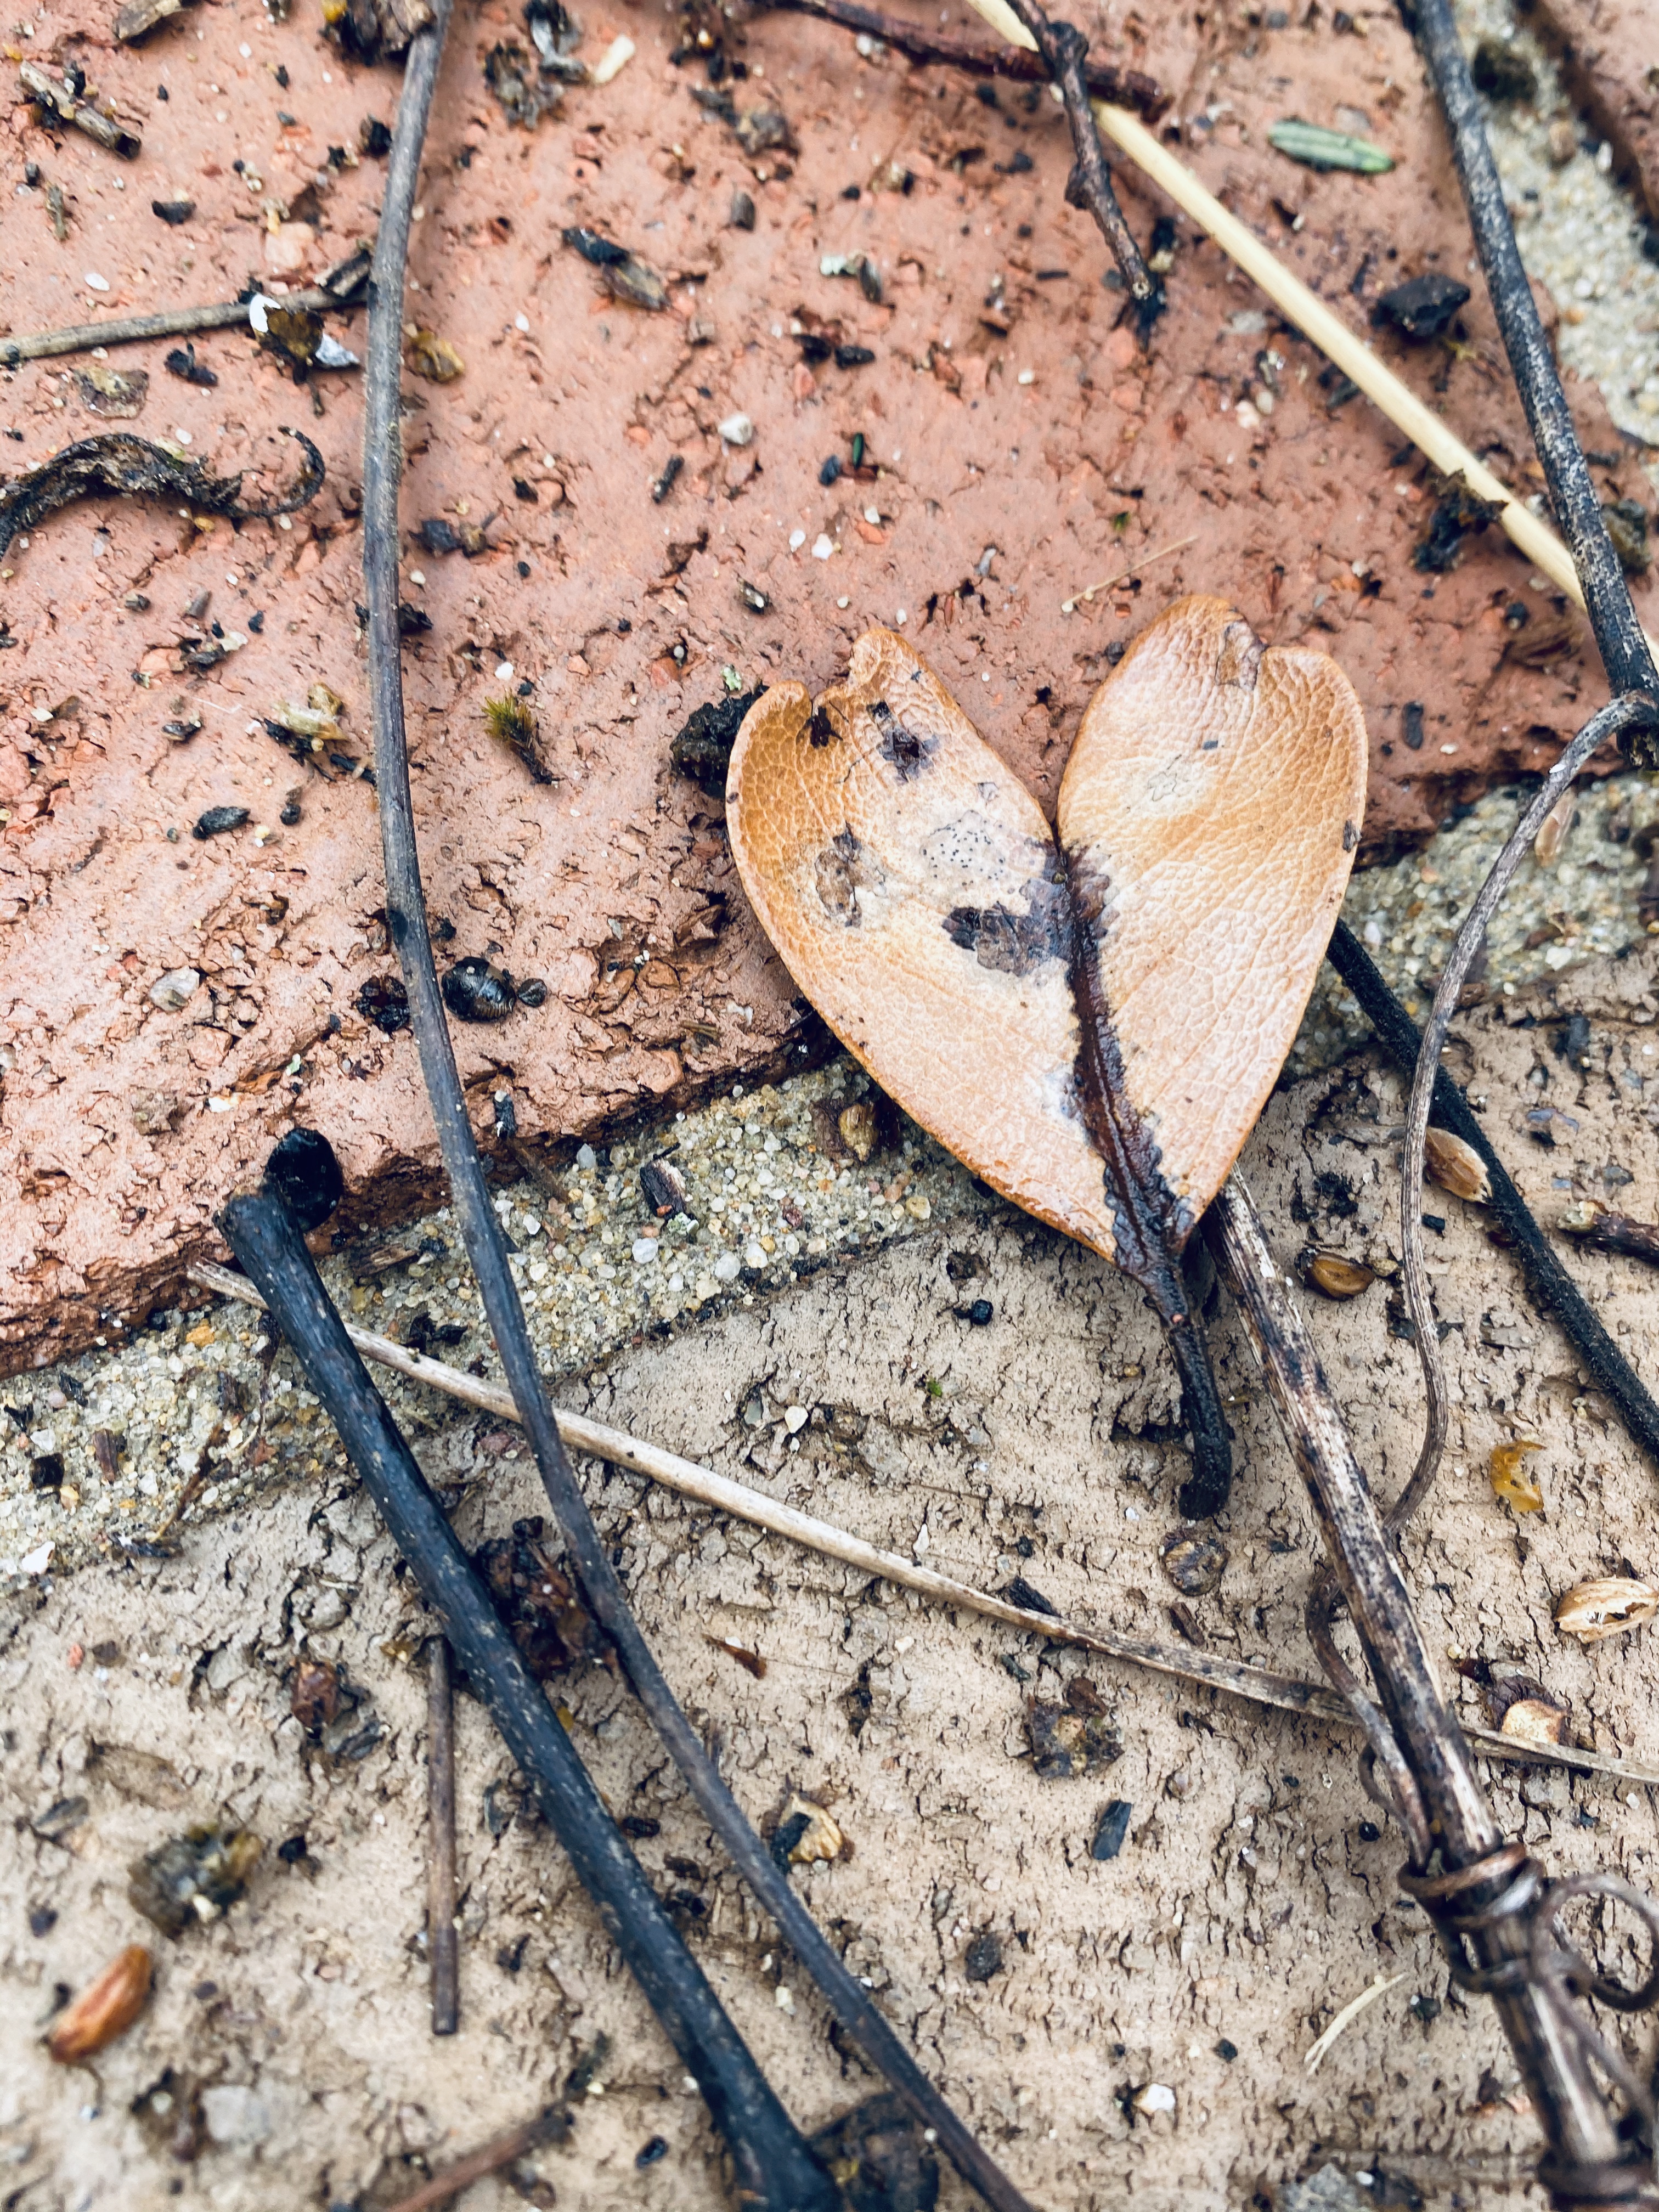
999, 0, 1164, 335
1325, 919, 1659, 1471
219, 1186, 838, 2212
1408, 0, 1659, 739
362, 13, 1034, 2210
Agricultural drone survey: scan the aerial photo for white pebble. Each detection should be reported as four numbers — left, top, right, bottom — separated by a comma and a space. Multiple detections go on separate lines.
631, 1238, 660, 1265
713, 1251, 741, 1282
1017, 369, 1035, 385
744, 1240, 766, 1267
719, 412, 755, 447
811, 533, 834, 560
576, 1143, 598, 1170
789, 528, 807, 550
495, 660, 514, 680
589, 32, 635, 83
515, 313, 530, 332
783, 1405, 808, 1433
84, 273, 110, 292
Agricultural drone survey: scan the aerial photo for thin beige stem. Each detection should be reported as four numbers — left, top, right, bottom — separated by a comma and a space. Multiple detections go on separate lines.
187, 1259, 1657, 1787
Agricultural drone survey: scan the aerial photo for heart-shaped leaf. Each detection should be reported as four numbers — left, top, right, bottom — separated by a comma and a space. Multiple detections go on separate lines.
727, 597, 1367, 1513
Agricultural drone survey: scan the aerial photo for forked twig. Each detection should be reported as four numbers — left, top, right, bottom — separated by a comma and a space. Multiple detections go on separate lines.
359, 10, 1030, 2204
996, 0, 1161, 329
189, 1257, 1659, 1790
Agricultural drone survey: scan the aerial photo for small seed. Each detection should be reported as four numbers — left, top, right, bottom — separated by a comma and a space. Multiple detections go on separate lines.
1554, 1576, 1659, 1644
1533, 788, 1577, 867
1301, 1248, 1375, 1299
1424, 1126, 1490, 1204
47, 1945, 153, 2062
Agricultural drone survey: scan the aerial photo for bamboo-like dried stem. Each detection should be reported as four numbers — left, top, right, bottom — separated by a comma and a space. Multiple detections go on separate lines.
188, 1256, 1659, 1790
1207, 1173, 1640, 2208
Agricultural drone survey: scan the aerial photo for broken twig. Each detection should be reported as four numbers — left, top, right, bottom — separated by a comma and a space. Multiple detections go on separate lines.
219, 1180, 839, 2212
426, 1634, 459, 2038
1409, 0, 1659, 732
377, 2107, 566, 2212
1559, 1203, 1659, 1268
1209, 1172, 1655, 2209
359, 10, 1027, 2203
997, 0, 1161, 329
766, 0, 1168, 114
188, 1259, 1659, 1789
0, 263, 370, 368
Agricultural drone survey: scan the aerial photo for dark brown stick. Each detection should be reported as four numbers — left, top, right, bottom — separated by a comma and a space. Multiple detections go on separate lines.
764, 0, 1168, 114
427, 1635, 459, 2038
1209, 1173, 1644, 2207
998, 0, 1162, 330
1559, 1203, 1659, 1267
379, 2107, 565, 2212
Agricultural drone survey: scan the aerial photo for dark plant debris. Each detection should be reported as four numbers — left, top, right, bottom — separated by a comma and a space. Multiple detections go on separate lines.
808, 2094, 940, 2212
1159, 1530, 1227, 1597
321, 0, 434, 66
474, 1516, 608, 1679
1025, 1683, 1123, 1779
1091, 1800, 1133, 1860
74, 363, 148, 419
151, 194, 194, 223
357, 973, 411, 1034
1414, 475, 1504, 572
1372, 272, 1470, 340
442, 956, 518, 1023
484, 693, 556, 783
264, 1126, 344, 1233
561, 224, 669, 310
419, 514, 492, 557
128, 1825, 264, 1939
0, 429, 323, 559
670, 686, 765, 793
191, 805, 248, 840
1470, 36, 1537, 103
484, 41, 562, 129
164, 342, 218, 387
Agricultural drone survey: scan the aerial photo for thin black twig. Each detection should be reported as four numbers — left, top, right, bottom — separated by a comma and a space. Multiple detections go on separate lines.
764, 0, 1169, 112
426, 1634, 460, 2038
218, 1183, 839, 2212
1409, 0, 1659, 737
999, 0, 1163, 332
1325, 919, 1659, 1470
361, 15, 1032, 2210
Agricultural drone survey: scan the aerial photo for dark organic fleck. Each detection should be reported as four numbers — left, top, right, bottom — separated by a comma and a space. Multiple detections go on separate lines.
356, 974, 410, 1035
30, 1452, 65, 1490
442, 956, 517, 1023
808, 2093, 939, 2212
1470, 36, 1536, 101
1091, 1799, 1133, 1860
739, 578, 769, 612
263, 1126, 345, 1233
1415, 478, 1503, 572
1003, 1573, 1057, 1616
1603, 498, 1651, 577
516, 977, 548, 1007
1402, 700, 1426, 750
770, 1810, 811, 1871
652, 452, 684, 505
561, 224, 667, 309
484, 41, 561, 129
964, 1931, 1004, 1982
163, 342, 218, 387
621, 1814, 661, 1839
842, 1659, 874, 1740
1159, 1529, 1228, 1596
834, 343, 876, 369
1372, 272, 1471, 340
669, 687, 764, 794
32, 1796, 89, 1843
640, 1158, 688, 1216
729, 187, 757, 230
814, 825, 884, 925
359, 115, 393, 157
870, 698, 930, 779
1214, 2038, 1238, 2062
943, 883, 1067, 976
1026, 1692, 1122, 1780
0, 430, 324, 560
963, 1297, 994, 1326
192, 805, 249, 840
636, 2137, 670, 2169
30, 1906, 59, 1937
151, 196, 195, 224
484, 692, 555, 783
819, 454, 843, 486
475, 1516, 607, 1679
128, 1825, 264, 1938
290, 1657, 342, 1736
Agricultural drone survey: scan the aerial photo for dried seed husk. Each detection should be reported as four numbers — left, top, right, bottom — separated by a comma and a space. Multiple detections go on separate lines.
1301, 1248, 1375, 1299
47, 1944, 154, 2062
782, 1793, 843, 1865
1424, 1125, 1491, 1204
407, 329, 465, 382
1500, 1696, 1568, 1748
1489, 1438, 1543, 1513
1554, 1576, 1659, 1644
1533, 788, 1578, 866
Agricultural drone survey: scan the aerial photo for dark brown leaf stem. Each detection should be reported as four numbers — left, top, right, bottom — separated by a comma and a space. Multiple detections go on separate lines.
377, 2107, 566, 2212
1325, 918, 1659, 1474
1207, 1173, 1650, 2208
1559, 1205, 1659, 1268
361, 13, 1032, 2209
763, 0, 1169, 113
999, 0, 1163, 332
426, 1635, 459, 2038
1408, 0, 1659, 741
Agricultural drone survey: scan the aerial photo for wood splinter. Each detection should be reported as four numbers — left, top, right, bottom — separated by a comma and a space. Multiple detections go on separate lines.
426, 1634, 459, 2038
